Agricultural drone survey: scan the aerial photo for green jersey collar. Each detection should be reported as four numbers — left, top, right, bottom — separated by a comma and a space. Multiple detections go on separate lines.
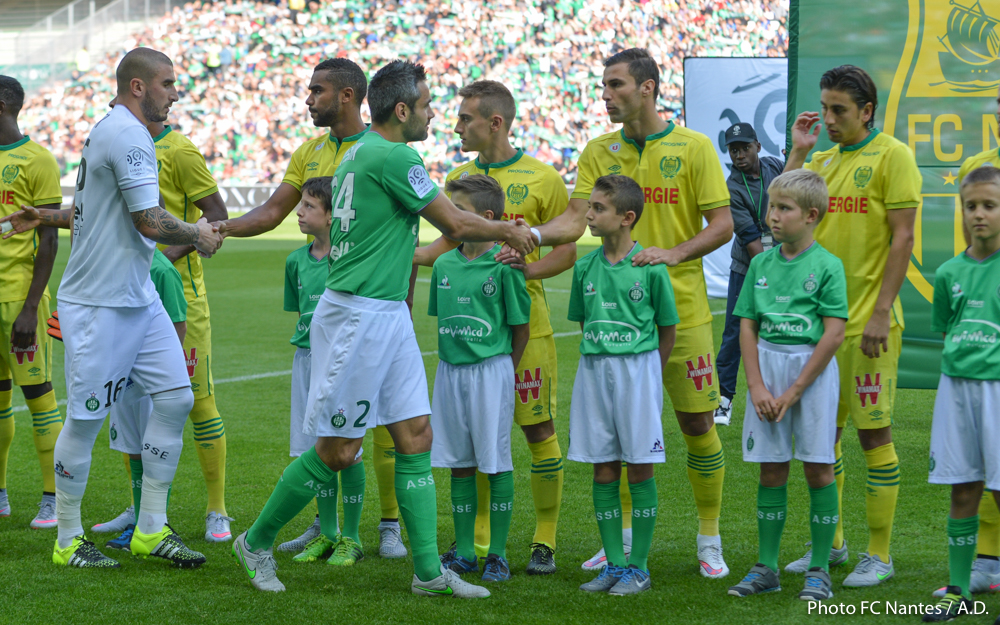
962, 247, 1000, 264
458, 243, 501, 262
619, 122, 675, 155
474, 149, 523, 174
152, 126, 173, 143
777, 240, 818, 262
601, 241, 641, 267
839, 128, 880, 153
329, 126, 369, 147
0, 136, 30, 151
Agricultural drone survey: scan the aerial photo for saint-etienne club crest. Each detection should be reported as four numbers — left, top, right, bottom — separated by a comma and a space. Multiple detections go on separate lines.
659, 156, 681, 179
802, 273, 818, 293
853, 165, 873, 189
747, 431, 755, 451
506, 183, 528, 206
85, 392, 100, 412
628, 281, 645, 302
332, 408, 347, 428
481, 276, 497, 297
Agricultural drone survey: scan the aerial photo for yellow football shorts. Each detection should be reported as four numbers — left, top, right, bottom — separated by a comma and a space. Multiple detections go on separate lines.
183, 296, 215, 400
0, 296, 53, 386
836, 326, 901, 430
662, 321, 720, 414
513, 334, 557, 427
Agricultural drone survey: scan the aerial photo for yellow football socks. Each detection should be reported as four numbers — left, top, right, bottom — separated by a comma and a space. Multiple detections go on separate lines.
979, 490, 1000, 557
833, 439, 845, 550
372, 425, 399, 519
620, 464, 632, 530
474, 470, 490, 558
528, 433, 563, 549
684, 426, 725, 536
26, 390, 61, 493
0, 389, 12, 489
864, 443, 900, 561
189, 395, 226, 515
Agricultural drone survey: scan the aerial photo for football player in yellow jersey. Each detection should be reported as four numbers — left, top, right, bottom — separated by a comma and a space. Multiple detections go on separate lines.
219, 58, 408, 559
418, 80, 575, 573
785, 65, 920, 587
0, 75, 64, 530
501, 48, 735, 578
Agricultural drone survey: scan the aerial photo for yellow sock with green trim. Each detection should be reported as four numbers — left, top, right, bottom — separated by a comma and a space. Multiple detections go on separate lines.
373, 425, 399, 519
833, 440, 845, 549
684, 426, 725, 536
26, 390, 61, 493
620, 464, 633, 529
189, 395, 226, 515
979, 489, 1000, 558
473, 470, 491, 558
864, 443, 900, 561
0, 389, 13, 489
528, 433, 563, 549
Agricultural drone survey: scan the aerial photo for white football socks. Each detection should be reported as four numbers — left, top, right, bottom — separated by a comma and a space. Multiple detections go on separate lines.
137, 388, 193, 535
53, 417, 104, 548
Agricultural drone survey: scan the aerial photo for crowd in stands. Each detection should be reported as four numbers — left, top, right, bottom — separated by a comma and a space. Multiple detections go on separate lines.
18, 0, 788, 186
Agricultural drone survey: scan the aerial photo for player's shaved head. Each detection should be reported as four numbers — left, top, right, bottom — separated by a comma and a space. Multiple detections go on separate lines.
446, 174, 504, 220
116, 47, 172, 94
604, 48, 660, 97
314, 58, 368, 103
458, 81, 516, 129
0, 75, 25, 117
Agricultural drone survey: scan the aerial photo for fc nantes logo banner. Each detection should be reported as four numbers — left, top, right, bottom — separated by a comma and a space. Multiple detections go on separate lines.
790, 0, 1000, 388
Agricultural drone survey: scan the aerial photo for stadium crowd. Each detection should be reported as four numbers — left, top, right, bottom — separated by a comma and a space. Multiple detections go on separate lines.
18, 0, 787, 186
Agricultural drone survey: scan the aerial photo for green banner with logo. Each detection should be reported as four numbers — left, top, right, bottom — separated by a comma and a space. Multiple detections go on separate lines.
788, 0, 1000, 388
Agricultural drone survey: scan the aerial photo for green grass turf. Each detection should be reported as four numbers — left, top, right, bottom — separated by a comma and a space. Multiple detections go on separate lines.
0, 233, 983, 624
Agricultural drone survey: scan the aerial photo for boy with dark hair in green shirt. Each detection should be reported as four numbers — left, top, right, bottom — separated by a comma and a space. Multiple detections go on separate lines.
568, 174, 679, 596
430, 174, 532, 583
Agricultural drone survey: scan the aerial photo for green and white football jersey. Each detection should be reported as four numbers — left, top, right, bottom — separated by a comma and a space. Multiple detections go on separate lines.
326, 131, 439, 301
733, 242, 848, 345
932, 250, 1000, 381
284, 243, 329, 349
568, 243, 679, 356
428, 244, 532, 366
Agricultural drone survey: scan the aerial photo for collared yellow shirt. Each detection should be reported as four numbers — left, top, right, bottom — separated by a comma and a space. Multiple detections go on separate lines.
571, 122, 730, 329
805, 129, 922, 336
152, 126, 219, 300
958, 147, 1000, 182
0, 137, 61, 302
446, 150, 569, 338
282, 128, 369, 190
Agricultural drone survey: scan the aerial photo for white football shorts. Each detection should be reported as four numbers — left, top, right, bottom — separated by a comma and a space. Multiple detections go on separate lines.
108, 377, 152, 455
929, 374, 1000, 490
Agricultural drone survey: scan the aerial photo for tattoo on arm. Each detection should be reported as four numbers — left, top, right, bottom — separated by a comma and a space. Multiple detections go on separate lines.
131, 206, 199, 245
41, 209, 73, 229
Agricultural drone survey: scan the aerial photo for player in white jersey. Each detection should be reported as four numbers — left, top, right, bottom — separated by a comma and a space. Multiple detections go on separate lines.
2, 48, 222, 569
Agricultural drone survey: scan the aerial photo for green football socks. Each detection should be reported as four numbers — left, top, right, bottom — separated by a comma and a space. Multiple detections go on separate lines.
340, 461, 366, 544
757, 484, 788, 573
129, 458, 143, 523
395, 451, 441, 581
808, 481, 839, 571
316, 470, 339, 539
246, 448, 336, 552
593, 480, 626, 568
488, 471, 514, 559
949, 515, 980, 598
451, 475, 478, 562
628, 477, 658, 571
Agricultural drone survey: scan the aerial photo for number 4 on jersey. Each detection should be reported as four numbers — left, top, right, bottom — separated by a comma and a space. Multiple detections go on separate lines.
333, 172, 356, 232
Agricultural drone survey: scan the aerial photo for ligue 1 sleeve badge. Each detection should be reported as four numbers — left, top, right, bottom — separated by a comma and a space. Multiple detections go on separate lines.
85, 392, 100, 412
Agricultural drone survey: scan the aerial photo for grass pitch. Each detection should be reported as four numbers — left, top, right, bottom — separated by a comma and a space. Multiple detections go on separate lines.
0, 232, 979, 624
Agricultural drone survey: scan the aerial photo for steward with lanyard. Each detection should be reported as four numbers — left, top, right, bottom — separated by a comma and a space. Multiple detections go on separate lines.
714, 122, 785, 426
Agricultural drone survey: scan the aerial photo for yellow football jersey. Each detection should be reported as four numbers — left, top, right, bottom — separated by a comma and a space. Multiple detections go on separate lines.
0, 137, 62, 303
571, 123, 730, 329
958, 147, 1000, 182
152, 127, 219, 301
805, 129, 922, 336
282, 128, 368, 190
446, 150, 569, 338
